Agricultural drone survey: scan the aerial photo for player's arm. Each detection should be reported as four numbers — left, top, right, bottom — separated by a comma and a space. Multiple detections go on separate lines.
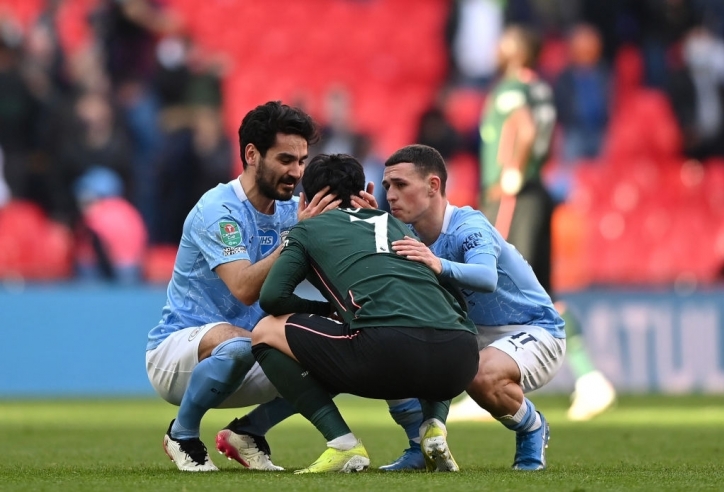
259, 232, 330, 316
497, 106, 536, 195
215, 248, 282, 306
391, 236, 497, 292
439, 254, 497, 292
216, 188, 340, 306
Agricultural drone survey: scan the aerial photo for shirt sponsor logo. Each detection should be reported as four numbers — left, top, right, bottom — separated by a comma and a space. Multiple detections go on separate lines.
223, 246, 246, 256
257, 229, 278, 256
219, 221, 242, 246
462, 231, 484, 252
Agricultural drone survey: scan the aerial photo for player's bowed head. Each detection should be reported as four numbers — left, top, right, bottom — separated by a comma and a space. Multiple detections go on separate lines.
302, 154, 370, 210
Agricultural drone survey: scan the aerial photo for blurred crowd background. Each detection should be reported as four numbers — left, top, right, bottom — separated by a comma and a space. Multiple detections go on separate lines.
1, 0, 723, 291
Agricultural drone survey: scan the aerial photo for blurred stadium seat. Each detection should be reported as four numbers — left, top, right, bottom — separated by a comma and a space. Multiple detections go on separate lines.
551, 202, 591, 291
143, 245, 177, 284
445, 153, 479, 208
0, 200, 73, 280
443, 88, 487, 134
604, 91, 682, 160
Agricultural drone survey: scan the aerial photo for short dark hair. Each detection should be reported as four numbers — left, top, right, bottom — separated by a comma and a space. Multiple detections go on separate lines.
384, 144, 447, 195
302, 154, 365, 208
238, 101, 319, 169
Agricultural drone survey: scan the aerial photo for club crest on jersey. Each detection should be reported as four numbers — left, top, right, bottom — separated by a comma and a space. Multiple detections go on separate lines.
258, 229, 278, 255
219, 221, 242, 247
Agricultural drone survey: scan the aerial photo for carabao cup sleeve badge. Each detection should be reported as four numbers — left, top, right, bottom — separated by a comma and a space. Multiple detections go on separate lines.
219, 221, 242, 247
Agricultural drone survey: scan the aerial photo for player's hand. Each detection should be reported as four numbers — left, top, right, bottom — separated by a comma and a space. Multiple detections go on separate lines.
298, 186, 341, 221
391, 236, 443, 275
350, 182, 378, 209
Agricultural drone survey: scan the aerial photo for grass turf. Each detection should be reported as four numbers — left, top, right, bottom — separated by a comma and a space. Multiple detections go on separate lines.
2, 394, 723, 491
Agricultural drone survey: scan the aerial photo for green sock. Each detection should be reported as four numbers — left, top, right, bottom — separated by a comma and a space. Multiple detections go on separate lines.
561, 308, 597, 379
252, 343, 351, 440
420, 399, 451, 423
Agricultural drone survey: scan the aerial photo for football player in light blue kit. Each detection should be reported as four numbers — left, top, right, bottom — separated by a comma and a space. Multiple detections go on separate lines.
379, 144, 566, 471
146, 101, 346, 472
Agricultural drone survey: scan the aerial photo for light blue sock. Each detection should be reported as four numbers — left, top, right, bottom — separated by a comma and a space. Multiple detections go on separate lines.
387, 398, 423, 446
497, 398, 541, 434
171, 337, 254, 440
230, 398, 298, 436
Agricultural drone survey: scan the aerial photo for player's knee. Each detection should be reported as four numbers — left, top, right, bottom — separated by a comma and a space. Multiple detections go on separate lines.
472, 358, 517, 393
211, 337, 253, 365
251, 317, 271, 345
469, 367, 497, 393
251, 315, 287, 347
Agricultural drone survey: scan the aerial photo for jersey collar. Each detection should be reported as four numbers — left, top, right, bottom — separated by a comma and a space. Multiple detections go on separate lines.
231, 178, 248, 203
441, 202, 454, 234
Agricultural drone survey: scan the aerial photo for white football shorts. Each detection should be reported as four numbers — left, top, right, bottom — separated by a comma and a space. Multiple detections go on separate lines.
477, 325, 566, 393
145, 322, 280, 408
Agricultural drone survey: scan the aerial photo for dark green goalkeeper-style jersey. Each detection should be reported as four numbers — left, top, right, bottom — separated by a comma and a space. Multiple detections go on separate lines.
479, 71, 556, 194
259, 208, 475, 333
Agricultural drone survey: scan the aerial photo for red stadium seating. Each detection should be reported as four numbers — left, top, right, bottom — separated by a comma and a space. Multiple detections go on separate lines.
143, 245, 178, 284
443, 88, 487, 134
0, 200, 73, 280
445, 153, 479, 209
551, 202, 591, 291
605, 91, 682, 161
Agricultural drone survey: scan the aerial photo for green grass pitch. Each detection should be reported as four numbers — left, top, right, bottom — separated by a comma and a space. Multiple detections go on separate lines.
2, 394, 723, 491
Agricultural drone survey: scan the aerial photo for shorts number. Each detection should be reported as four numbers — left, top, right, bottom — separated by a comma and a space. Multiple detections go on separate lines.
510, 331, 537, 345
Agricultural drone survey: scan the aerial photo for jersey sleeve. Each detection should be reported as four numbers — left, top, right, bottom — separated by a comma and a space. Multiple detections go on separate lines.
437, 211, 500, 292
455, 213, 501, 263
189, 209, 252, 271
259, 225, 330, 316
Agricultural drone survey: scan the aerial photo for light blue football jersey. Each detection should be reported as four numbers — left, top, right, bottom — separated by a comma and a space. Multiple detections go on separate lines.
146, 179, 299, 351
421, 204, 565, 338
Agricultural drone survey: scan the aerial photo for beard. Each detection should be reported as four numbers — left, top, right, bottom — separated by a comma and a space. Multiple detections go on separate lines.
255, 158, 298, 201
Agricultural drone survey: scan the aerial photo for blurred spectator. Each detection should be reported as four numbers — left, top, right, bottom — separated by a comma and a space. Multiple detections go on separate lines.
23, 0, 70, 97
153, 106, 232, 245
73, 166, 147, 283
0, 19, 43, 206
317, 86, 360, 156
414, 103, 462, 160
667, 27, 724, 160
446, 0, 503, 89
89, 0, 182, 231
554, 23, 610, 163
527, 0, 581, 35
155, 33, 230, 115
152, 35, 232, 244
53, 91, 133, 226
353, 133, 389, 212
22, 1, 80, 217
629, 0, 699, 89
578, 0, 632, 62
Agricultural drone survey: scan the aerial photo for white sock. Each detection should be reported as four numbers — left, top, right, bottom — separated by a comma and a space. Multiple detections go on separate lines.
498, 399, 541, 432
327, 432, 358, 451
